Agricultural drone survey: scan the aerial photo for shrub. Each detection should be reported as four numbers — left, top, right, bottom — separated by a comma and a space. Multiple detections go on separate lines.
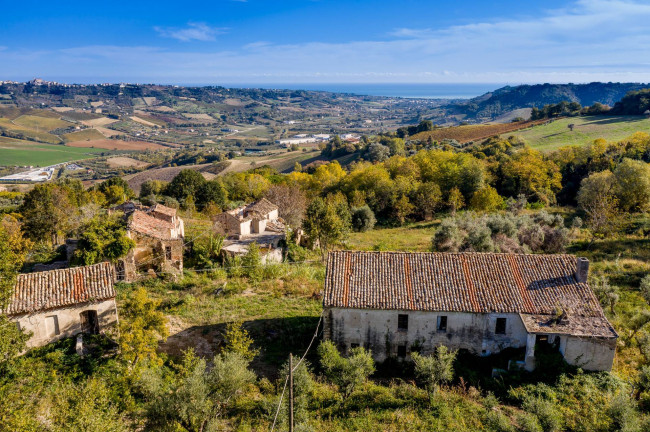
318, 340, 375, 398
412, 346, 457, 396
351, 205, 376, 232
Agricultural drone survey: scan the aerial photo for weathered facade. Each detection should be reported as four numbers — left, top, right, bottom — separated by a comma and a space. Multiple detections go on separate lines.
115, 203, 184, 281
5, 262, 119, 348
213, 198, 280, 238
323, 251, 617, 371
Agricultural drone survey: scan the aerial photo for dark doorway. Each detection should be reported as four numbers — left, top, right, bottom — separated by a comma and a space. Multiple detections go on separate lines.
80, 310, 99, 334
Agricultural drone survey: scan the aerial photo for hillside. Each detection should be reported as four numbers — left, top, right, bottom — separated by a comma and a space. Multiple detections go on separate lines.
453, 82, 650, 122
502, 115, 650, 151
409, 119, 550, 144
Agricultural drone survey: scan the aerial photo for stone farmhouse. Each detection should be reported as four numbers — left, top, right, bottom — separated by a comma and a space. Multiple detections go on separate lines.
214, 198, 285, 262
323, 251, 617, 372
4, 262, 119, 348
213, 198, 280, 238
112, 202, 185, 281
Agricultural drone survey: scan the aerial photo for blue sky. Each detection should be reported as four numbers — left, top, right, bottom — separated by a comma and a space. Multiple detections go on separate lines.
1, 0, 649, 85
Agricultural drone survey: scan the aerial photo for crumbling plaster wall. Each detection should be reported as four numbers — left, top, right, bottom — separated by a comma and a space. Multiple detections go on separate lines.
324, 307, 528, 362
11, 298, 118, 348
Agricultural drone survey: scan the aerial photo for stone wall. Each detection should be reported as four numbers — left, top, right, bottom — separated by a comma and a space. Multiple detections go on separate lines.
11, 298, 118, 348
122, 232, 183, 281
324, 307, 528, 362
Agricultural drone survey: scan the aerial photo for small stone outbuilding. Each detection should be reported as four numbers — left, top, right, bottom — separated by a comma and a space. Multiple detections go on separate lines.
5, 262, 119, 348
115, 203, 185, 281
323, 251, 617, 372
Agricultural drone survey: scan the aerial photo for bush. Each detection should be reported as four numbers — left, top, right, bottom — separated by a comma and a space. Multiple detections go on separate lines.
318, 340, 375, 398
432, 211, 570, 254
351, 205, 376, 232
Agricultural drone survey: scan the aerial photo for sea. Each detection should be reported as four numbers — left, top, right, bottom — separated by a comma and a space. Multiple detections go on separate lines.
221, 83, 504, 99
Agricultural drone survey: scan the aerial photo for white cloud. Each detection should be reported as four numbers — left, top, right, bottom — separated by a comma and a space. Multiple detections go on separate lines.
2, 1, 650, 83
154, 22, 226, 42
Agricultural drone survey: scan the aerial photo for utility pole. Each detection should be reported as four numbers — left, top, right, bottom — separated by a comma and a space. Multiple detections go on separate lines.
289, 353, 294, 432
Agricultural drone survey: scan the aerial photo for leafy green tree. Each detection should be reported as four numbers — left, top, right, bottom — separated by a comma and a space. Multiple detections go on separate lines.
19, 183, 74, 242
139, 179, 168, 199
278, 358, 314, 426
95, 176, 135, 206
0, 216, 31, 368
412, 182, 442, 220
303, 194, 351, 258
447, 187, 465, 215
48, 378, 129, 432
119, 287, 168, 370
139, 349, 255, 432
196, 179, 228, 211
351, 205, 376, 232
470, 186, 505, 212
72, 215, 135, 265
241, 242, 263, 282
613, 158, 650, 212
166, 169, 206, 202
318, 339, 375, 398
499, 148, 561, 205
392, 194, 414, 225
577, 170, 620, 242
223, 321, 259, 361
366, 143, 391, 162
412, 346, 457, 397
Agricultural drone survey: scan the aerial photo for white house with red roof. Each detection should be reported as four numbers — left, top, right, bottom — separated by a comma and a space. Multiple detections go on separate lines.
323, 251, 617, 371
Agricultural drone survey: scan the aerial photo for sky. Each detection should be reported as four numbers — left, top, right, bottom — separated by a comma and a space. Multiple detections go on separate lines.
1, 0, 650, 85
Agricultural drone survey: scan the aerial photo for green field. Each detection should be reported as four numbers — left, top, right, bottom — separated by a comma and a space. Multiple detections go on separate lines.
0, 136, 111, 166
502, 115, 650, 150
62, 128, 105, 142
0, 118, 63, 144
13, 114, 72, 131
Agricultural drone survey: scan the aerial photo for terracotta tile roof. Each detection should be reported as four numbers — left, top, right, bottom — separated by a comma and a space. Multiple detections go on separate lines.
5, 262, 116, 315
245, 198, 278, 216
129, 210, 175, 239
324, 251, 614, 337
151, 204, 177, 217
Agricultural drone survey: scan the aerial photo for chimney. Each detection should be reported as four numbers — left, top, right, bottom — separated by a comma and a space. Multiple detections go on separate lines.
576, 257, 589, 283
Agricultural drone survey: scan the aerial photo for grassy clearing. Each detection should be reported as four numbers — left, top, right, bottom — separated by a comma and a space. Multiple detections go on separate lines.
346, 220, 441, 251
0, 136, 109, 166
503, 115, 650, 151
0, 118, 63, 144
62, 128, 106, 142
13, 114, 72, 131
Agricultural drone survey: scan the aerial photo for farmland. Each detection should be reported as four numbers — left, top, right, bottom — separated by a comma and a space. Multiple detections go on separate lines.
501, 115, 650, 150
13, 114, 72, 131
61, 128, 106, 142
409, 119, 549, 143
66, 139, 168, 151
0, 136, 110, 166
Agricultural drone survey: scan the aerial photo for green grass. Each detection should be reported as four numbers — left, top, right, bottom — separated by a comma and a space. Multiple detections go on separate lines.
13, 114, 72, 131
0, 136, 110, 166
0, 118, 63, 144
502, 115, 650, 151
62, 128, 106, 142
346, 220, 441, 252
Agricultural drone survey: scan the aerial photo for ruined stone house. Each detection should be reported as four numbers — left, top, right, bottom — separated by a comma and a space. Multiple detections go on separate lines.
113, 203, 185, 281
4, 262, 119, 348
323, 251, 617, 372
213, 198, 280, 238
